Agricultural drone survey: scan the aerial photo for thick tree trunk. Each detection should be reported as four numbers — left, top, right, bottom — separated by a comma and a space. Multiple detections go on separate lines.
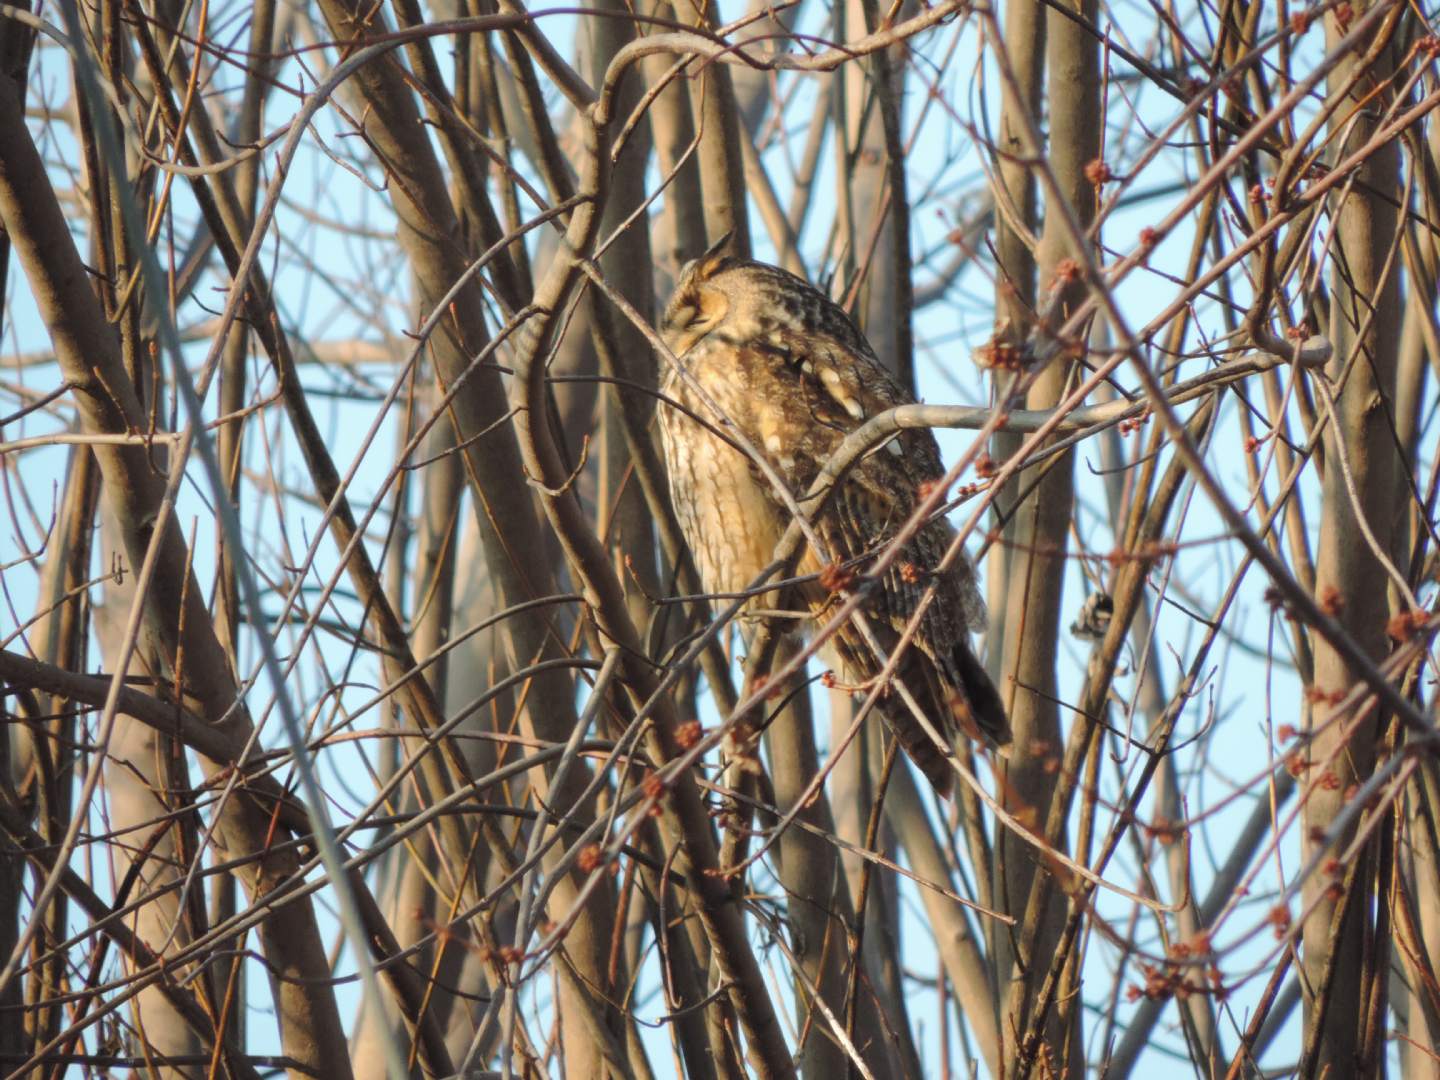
1302, 8, 1402, 1074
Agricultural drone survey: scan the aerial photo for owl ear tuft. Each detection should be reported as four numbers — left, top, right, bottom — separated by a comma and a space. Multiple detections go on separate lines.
697, 230, 736, 278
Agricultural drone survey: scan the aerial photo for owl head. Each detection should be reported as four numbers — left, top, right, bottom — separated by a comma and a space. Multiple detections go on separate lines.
658, 236, 873, 362
659, 234, 745, 358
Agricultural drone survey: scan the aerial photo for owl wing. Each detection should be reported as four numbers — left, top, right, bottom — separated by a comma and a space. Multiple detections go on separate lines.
745, 327, 986, 651
723, 325, 1010, 787
730, 327, 1010, 784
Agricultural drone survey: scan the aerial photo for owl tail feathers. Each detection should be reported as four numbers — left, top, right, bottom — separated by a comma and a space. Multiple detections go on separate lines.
881, 701, 962, 799
830, 636, 1011, 798
875, 642, 1010, 800
947, 639, 1012, 760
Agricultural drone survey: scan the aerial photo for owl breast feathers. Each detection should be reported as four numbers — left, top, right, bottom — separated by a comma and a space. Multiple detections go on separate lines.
656, 244, 1011, 796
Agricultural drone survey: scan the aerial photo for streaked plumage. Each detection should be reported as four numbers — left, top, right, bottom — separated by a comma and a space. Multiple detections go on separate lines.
656, 244, 1010, 796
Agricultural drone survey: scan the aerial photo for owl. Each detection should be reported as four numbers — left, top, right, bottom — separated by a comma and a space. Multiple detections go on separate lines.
656, 242, 1011, 796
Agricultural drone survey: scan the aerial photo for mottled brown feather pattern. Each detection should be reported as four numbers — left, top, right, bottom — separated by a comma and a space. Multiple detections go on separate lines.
656, 251, 1010, 795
